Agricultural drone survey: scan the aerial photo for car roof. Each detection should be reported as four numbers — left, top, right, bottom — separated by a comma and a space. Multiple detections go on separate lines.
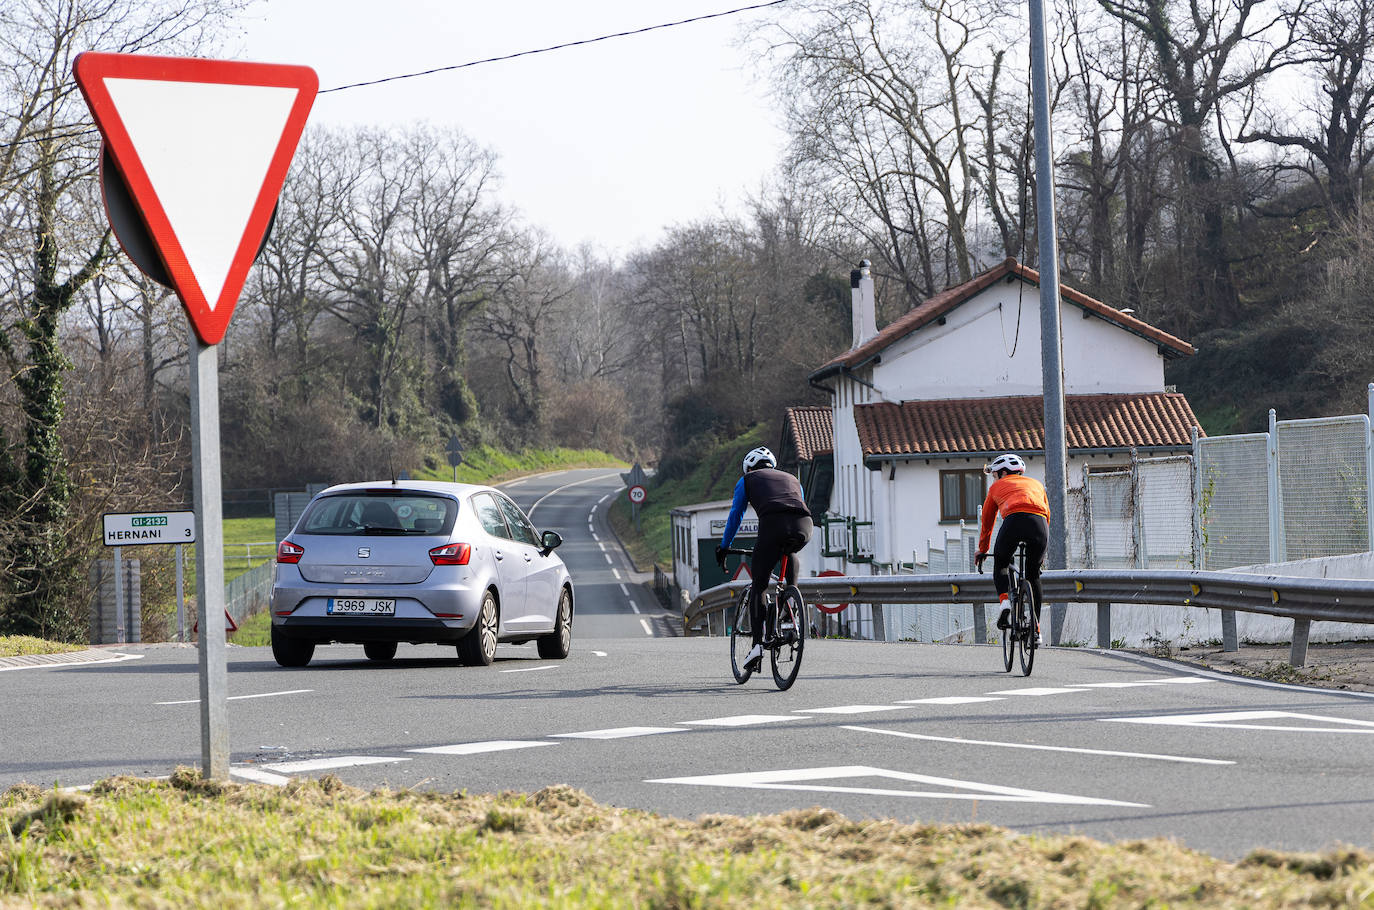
313, 480, 497, 499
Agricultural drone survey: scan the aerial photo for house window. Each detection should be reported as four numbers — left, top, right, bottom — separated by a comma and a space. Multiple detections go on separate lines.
940, 469, 985, 522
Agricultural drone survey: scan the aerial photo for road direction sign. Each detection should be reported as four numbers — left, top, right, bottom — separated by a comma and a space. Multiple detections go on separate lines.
103, 510, 196, 546
628, 484, 647, 505
446, 435, 464, 468
73, 52, 318, 344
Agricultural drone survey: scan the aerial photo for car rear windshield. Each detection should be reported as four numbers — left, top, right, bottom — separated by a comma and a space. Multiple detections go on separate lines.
298, 493, 458, 536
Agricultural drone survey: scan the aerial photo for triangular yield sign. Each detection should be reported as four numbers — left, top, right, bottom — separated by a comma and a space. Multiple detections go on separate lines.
74, 52, 317, 344
731, 561, 752, 581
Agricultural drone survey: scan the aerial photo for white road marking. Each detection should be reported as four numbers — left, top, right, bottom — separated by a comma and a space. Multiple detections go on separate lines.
499, 665, 558, 673
649, 765, 1148, 807
1103, 710, 1374, 733
1072, 677, 1213, 688
793, 705, 908, 715
592, 650, 608, 657
231, 767, 291, 786
408, 741, 557, 755
157, 689, 312, 706
0, 651, 144, 672
604, 553, 614, 565
612, 568, 621, 579
843, 726, 1235, 765
528, 471, 621, 518
597, 493, 611, 505
897, 696, 1005, 705
684, 715, 800, 727
639, 618, 653, 635
985, 687, 1090, 697
553, 726, 686, 740
263, 756, 409, 773
589, 527, 596, 536
598, 541, 608, 551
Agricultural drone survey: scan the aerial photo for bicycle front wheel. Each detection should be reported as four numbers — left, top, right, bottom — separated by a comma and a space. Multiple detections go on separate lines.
1016, 576, 1036, 676
730, 589, 753, 684
770, 585, 806, 690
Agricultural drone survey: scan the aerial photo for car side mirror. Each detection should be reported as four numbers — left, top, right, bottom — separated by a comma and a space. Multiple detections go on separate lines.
540, 530, 563, 555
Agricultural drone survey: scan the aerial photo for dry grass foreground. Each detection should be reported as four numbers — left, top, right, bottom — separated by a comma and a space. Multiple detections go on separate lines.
4, 772, 1374, 908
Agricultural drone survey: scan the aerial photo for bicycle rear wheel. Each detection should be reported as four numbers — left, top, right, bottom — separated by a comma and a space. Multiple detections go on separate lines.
730, 588, 753, 684
770, 585, 806, 690
1016, 576, 1036, 676
1000, 600, 1014, 672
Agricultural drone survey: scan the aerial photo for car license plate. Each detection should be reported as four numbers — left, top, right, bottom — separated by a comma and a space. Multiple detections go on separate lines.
327, 598, 396, 615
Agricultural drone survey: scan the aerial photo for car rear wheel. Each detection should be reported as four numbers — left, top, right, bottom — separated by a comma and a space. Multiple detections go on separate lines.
271, 626, 314, 668
363, 641, 397, 662
537, 587, 572, 659
457, 590, 498, 666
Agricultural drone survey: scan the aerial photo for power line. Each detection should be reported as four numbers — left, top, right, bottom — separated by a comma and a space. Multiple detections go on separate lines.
0, 0, 792, 151
319, 0, 791, 94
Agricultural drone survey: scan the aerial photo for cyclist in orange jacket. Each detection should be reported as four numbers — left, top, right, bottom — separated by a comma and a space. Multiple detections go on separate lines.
974, 453, 1050, 643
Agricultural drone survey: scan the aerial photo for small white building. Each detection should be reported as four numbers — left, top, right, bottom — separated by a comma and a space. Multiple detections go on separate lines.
669, 500, 761, 602
795, 257, 1202, 575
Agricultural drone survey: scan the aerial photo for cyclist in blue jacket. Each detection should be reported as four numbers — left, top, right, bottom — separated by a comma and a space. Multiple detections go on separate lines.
715, 447, 813, 671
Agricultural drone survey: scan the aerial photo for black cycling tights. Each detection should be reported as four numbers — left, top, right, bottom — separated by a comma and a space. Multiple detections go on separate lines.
749, 513, 813, 647
992, 512, 1048, 619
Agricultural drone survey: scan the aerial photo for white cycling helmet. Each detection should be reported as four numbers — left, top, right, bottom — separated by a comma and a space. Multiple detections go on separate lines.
984, 453, 1026, 475
742, 446, 777, 472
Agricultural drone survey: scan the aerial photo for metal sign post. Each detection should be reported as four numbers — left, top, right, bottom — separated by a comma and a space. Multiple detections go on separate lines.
190, 331, 228, 779
447, 435, 464, 482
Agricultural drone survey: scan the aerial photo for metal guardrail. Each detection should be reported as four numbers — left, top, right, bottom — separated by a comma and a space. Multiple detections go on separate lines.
685, 569, 1374, 666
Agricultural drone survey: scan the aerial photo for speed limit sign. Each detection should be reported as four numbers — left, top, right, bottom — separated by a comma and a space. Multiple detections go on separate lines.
628, 484, 647, 504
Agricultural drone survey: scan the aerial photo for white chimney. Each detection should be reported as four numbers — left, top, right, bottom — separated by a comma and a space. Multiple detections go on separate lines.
850, 258, 877, 348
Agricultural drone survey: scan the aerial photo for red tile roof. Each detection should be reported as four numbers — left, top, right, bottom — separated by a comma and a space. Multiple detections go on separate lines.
813, 259, 1194, 379
854, 392, 1203, 458
783, 406, 833, 462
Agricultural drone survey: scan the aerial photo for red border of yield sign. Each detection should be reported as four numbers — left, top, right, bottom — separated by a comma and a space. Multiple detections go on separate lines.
73, 52, 318, 345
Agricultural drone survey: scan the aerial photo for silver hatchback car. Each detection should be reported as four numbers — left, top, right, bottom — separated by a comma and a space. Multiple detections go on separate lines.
270, 481, 572, 668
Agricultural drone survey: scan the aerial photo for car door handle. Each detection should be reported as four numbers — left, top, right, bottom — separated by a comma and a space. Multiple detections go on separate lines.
523, 553, 532, 562
495, 551, 504, 561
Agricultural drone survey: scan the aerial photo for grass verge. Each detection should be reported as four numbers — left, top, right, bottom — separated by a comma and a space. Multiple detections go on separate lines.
0, 637, 84, 658
4, 772, 1372, 908
413, 445, 626, 485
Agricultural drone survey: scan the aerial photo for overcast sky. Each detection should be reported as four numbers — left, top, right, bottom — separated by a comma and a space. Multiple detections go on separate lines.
236, 0, 790, 258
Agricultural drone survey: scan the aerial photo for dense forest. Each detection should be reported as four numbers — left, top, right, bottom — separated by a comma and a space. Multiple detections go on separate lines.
3, 0, 1373, 638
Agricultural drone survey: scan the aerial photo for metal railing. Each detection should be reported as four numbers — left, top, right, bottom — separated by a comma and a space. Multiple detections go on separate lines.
684, 569, 1374, 667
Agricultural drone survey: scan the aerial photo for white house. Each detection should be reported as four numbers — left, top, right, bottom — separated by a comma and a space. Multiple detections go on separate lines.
795, 257, 1202, 575
669, 500, 761, 603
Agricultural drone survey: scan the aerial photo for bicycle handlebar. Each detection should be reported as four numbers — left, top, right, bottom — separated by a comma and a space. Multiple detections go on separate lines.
721, 547, 753, 556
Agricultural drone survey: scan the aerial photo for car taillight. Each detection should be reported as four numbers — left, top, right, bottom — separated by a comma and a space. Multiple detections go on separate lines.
277, 540, 304, 564
429, 542, 471, 566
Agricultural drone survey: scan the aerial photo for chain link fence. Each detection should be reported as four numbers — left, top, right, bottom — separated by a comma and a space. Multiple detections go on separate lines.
1197, 434, 1270, 569
1276, 417, 1371, 560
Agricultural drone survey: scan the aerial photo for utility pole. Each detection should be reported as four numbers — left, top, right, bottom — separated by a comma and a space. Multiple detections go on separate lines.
1029, 0, 1069, 643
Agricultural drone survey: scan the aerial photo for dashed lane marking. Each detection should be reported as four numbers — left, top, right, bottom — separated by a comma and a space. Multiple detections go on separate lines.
604, 553, 614, 565
592, 650, 608, 657
794, 705, 907, 715
528, 471, 620, 519
1102, 710, 1374, 733
552, 726, 686, 740
408, 741, 557, 755
499, 665, 558, 673
649, 765, 1148, 807
897, 696, 1005, 705
263, 756, 408, 773
597, 493, 611, 505
985, 687, 1090, 697
640, 618, 654, 635
612, 568, 621, 579
683, 715, 800, 727
157, 689, 312, 706
843, 726, 1235, 765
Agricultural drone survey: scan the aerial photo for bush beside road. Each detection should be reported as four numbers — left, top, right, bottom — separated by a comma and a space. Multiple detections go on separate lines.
3, 771, 1371, 908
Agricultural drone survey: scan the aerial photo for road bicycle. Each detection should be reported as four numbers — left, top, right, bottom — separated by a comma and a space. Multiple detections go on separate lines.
721, 547, 806, 690
981, 542, 1037, 676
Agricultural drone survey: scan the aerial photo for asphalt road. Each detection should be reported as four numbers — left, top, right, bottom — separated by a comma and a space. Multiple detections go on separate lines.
6, 470, 1374, 861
